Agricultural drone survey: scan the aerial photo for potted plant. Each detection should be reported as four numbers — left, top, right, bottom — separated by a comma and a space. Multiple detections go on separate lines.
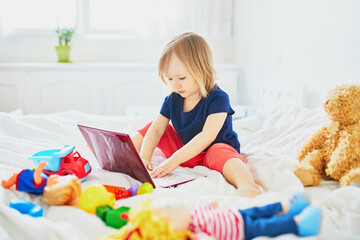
55, 25, 76, 63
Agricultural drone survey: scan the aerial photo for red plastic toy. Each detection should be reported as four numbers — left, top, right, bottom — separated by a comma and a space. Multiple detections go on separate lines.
43, 151, 91, 182
103, 185, 125, 194
114, 188, 132, 200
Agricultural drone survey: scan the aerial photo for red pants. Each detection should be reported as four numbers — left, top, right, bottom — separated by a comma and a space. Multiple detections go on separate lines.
138, 122, 245, 173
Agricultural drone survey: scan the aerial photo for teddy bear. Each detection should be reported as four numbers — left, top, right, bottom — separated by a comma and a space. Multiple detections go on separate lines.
294, 84, 360, 187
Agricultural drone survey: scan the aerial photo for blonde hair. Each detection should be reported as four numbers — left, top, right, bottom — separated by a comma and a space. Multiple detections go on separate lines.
158, 32, 216, 97
43, 175, 81, 206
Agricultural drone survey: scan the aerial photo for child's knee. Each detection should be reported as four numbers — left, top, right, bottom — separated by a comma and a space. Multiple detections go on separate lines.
205, 143, 240, 172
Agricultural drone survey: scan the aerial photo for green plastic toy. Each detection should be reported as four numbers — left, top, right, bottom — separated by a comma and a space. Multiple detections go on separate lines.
96, 205, 113, 221
105, 206, 131, 229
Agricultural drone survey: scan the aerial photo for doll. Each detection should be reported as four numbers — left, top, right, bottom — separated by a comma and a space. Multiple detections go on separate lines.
2, 161, 81, 206
101, 192, 321, 240
187, 196, 321, 239
99, 193, 321, 240
168, 192, 321, 240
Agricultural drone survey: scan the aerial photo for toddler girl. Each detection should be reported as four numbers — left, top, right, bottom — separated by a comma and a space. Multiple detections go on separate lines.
132, 32, 260, 197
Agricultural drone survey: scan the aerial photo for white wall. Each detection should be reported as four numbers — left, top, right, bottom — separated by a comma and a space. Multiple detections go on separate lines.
0, 36, 234, 65
234, 0, 360, 108
2, 1, 359, 109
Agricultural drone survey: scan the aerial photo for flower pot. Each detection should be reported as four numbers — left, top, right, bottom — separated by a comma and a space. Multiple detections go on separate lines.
55, 45, 71, 63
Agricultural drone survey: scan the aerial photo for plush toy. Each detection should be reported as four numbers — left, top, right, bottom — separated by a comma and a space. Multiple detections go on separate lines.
294, 84, 360, 186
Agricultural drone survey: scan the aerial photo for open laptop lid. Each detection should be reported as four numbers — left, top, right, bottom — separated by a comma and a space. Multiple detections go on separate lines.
77, 124, 156, 188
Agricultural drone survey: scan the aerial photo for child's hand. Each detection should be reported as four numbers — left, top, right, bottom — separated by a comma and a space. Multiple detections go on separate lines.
151, 158, 179, 178
142, 158, 153, 171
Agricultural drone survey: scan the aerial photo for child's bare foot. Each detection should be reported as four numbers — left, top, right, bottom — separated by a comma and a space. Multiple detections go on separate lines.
233, 185, 261, 198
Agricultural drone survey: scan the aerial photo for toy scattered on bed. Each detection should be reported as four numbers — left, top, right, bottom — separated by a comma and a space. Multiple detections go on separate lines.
78, 183, 153, 228
9, 198, 43, 217
29, 145, 92, 182
79, 185, 116, 214
98, 193, 322, 240
79, 183, 153, 214
2, 161, 82, 206
97, 205, 131, 229
103, 183, 153, 200
97, 198, 192, 240
294, 84, 360, 186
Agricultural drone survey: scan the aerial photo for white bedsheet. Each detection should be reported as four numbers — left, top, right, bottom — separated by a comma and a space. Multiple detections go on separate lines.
0, 104, 359, 240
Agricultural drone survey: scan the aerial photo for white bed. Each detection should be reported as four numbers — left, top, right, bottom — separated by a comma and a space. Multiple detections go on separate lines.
1, 99, 360, 239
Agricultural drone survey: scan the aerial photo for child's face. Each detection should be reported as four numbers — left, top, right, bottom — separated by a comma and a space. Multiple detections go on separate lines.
165, 54, 201, 101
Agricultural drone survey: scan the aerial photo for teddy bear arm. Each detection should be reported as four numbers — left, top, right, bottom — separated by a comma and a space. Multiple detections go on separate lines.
298, 127, 327, 161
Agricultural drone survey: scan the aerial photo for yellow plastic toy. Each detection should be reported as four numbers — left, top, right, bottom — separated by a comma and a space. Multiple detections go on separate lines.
79, 184, 115, 214
136, 182, 153, 195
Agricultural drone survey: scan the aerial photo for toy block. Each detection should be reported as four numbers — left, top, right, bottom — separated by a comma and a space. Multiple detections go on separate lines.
9, 198, 43, 217
105, 206, 131, 229
96, 205, 114, 222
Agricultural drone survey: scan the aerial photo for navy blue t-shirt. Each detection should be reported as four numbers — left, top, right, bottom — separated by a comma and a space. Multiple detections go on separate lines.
160, 85, 240, 153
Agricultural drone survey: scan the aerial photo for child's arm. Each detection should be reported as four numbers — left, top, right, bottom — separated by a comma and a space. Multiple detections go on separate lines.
151, 112, 227, 178
140, 114, 170, 170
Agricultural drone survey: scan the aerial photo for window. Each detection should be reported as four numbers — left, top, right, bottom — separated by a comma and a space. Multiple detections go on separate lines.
0, 0, 233, 39
85, 0, 140, 35
0, 0, 77, 36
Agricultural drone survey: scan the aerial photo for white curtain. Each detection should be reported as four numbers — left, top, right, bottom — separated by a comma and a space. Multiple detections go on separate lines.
134, 0, 234, 39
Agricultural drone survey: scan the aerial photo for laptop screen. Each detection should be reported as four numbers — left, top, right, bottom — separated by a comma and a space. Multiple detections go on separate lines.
77, 124, 155, 188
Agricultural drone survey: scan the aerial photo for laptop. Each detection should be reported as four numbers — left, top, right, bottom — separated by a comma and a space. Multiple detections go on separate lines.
77, 124, 204, 188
